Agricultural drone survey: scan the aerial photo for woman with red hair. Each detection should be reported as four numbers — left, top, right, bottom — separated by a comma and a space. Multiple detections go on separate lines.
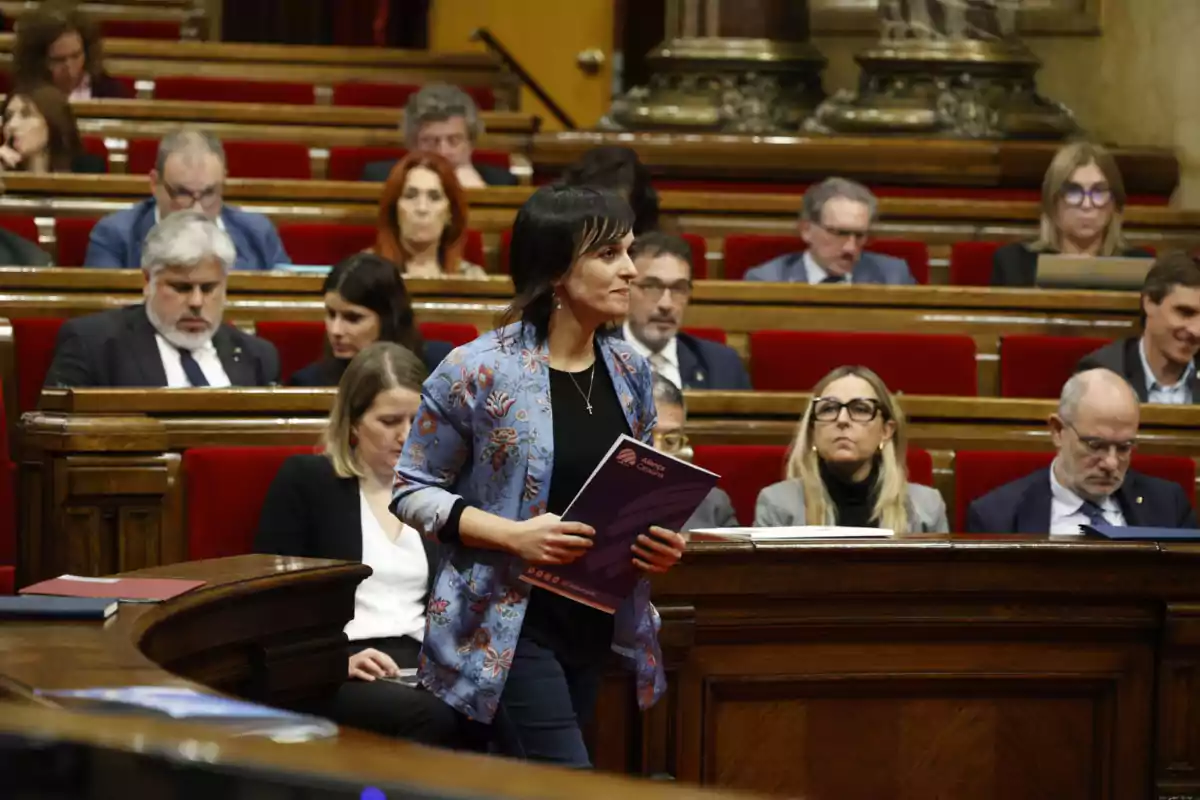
374, 151, 486, 279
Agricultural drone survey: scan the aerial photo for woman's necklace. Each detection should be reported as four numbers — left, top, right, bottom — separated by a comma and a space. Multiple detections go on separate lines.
567, 363, 596, 414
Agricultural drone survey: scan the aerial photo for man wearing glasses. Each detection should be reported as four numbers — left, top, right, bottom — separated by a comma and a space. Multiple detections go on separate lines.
85, 128, 290, 270
622, 232, 751, 390
742, 177, 915, 285
966, 368, 1196, 534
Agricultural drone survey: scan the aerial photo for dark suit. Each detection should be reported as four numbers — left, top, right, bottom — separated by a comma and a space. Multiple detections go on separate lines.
289, 340, 454, 387
743, 251, 915, 285
966, 467, 1197, 534
360, 158, 517, 186
254, 454, 461, 746
990, 243, 1154, 287
0, 226, 49, 266
1077, 337, 1200, 404
91, 73, 135, 99
677, 333, 752, 390
43, 305, 280, 388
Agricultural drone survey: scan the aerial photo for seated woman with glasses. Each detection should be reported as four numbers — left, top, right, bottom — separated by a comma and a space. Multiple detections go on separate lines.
373, 151, 487, 279
0, 83, 104, 174
755, 365, 948, 532
991, 141, 1152, 287
290, 253, 455, 386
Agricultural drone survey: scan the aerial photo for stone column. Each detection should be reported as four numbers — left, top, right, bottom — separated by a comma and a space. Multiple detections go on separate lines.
805, 0, 1077, 139
602, 0, 826, 134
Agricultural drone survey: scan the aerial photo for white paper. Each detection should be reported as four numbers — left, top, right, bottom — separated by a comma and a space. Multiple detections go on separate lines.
694, 526, 895, 540
58, 575, 121, 584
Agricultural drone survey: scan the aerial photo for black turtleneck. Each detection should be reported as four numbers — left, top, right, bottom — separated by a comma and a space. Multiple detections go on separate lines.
819, 458, 881, 528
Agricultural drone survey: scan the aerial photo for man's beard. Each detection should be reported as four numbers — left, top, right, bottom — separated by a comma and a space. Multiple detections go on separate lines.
145, 302, 221, 351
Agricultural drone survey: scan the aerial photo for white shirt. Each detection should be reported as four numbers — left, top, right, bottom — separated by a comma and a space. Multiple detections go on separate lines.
1048, 459, 1125, 535
804, 251, 853, 285
154, 333, 231, 388
68, 75, 92, 102
1138, 335, 1194, 405
344, 489, 429, 642
623, 320, 682, 389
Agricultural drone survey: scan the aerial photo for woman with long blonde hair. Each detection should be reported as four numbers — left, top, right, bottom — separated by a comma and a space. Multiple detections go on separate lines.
754, 365, 948, 532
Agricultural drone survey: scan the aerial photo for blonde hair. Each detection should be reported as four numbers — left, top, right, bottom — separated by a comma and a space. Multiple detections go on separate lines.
785, 365, 910, 531
323, 342, 427, 479
1031, 140, 1128, 256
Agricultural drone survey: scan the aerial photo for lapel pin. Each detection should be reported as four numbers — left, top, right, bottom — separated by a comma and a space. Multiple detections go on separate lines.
233, 346, 242, 362
696, 371, 705, 382
1137, 496, 1144, 504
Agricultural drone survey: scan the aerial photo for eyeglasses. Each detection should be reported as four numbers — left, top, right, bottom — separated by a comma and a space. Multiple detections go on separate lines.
815, 222, 870, 243
1064, 420, 1136, 458
163, 182, 222, 209
633, 279, 692, 301
653, 430, 689, 454
811, 397, 885, 423
1060, 182, 1113, 209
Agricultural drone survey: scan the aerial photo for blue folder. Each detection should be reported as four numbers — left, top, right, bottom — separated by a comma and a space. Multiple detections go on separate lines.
1083, 524, 1200, 541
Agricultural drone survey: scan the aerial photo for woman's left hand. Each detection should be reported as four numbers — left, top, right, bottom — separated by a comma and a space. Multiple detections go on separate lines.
632, 526, 686, 574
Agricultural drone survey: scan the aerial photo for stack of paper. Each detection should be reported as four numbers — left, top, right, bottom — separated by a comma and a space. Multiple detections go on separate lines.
694, 526, 895, 541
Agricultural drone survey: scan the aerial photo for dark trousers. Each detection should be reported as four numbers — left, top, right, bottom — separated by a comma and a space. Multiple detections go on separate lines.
327, 636, 463, 748
486, 636, 604, 768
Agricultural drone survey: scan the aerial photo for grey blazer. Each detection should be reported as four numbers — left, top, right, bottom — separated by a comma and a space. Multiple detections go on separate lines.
754, 479, 949, 533
682, 487, 738, 531
742, 250, 916, 285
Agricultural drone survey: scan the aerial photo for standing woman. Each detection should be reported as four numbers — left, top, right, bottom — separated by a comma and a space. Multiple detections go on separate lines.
392, 184, 687, 766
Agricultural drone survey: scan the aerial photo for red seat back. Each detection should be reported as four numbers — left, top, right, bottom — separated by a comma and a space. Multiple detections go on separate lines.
682, 327, 727, 345
101, 19, 181, 39
1132, 455, 1196, 505
224, 141, 311, 180
12, 318, 66, 412
907, 446, 934, 487
462, 229, 485, 268
55, 217, 100, 267
0, 215, 38, 245
153, 76, 315, 105
680, 233, 708, 279
184, 445, 317, 560
949, 241, 1004, 287
331, 82, 496, 111
870, 239, 930, 285
722, 234, 802, 281
0, 565, 12, 595
80, 136, 110, 170
276, 223, 376, 266
127, 138, 158, 175
0, 460, 13, 567
953, 450, 1055, 532
254, 321, 325, 385
328, 146, 406, 182
999, 335, 1111, 399
748, 330, 978, 395
419, 322, 478, 347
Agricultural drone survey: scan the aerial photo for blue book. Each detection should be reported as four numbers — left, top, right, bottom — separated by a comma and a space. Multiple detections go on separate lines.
520, 434, 719, 613
0, 595, 117, 620
1083, 524, 1200, 541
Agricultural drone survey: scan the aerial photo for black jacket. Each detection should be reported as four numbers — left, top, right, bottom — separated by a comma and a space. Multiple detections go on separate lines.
990, 242, 1154, 287
289, 340, 454, 387
360, 158, 517, 186
43, 304, 280, 388
1077, 337, 1200, 404
253, 454, 438, 599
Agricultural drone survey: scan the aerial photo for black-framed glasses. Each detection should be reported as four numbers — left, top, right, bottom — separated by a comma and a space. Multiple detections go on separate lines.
164, 182, 221, 209
633, 278, 692, 301
812, 397, 885, 423
1060, 182, 1113, 209
814, 222, 870, 243
1064, 420, 1136, 458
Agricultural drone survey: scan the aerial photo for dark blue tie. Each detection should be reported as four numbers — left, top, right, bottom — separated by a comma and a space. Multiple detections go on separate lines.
820, 274, 845, 284
1078, 499, 1108, 527
178, 348, 209, 387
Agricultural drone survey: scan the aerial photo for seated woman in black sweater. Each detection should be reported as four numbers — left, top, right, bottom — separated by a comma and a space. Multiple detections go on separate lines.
289, 253, 452, 386
255, 342, 461, 746
991, 141, 1151, 287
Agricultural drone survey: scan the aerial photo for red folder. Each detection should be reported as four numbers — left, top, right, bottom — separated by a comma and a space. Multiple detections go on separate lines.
20, 575, 206, 603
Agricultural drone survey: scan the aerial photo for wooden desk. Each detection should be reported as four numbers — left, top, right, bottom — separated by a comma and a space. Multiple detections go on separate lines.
16, 389, 1200, 584
0, 554, 755, 799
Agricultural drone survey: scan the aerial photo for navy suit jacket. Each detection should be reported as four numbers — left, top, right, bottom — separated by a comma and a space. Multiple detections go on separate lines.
620, 330, 751, 390
360, 159, 517, 186
84, 198, 291, 270
743, 250, 916, 285
966, 467, 1198, 534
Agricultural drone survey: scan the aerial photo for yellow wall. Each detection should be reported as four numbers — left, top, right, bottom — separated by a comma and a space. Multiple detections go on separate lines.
813, 1, 1200, 206
429, 0, 614, 131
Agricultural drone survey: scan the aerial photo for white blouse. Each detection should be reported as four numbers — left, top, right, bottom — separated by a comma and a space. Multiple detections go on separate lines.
343, 489, 429, 643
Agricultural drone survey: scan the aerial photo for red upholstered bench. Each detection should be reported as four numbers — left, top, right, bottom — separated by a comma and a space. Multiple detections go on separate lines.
722, 234, 929, 283
276, 223, 377, 267
682, 327, 727, 345
12, 318, 66, 413
0, 214, 39, 246
80, 136, 110, 171
748, 330, 978, 395
55, 217, 100, 267
184, 445, 318, 560
152, 76, 316, 105
417, 322, 478, 347
329, 146, 406, 182
101, 19, 181, 39
499, 229, 707, 278
999, 335, 1111, 399
0, 566, 12, 594
949, 241, 1004, 286
331, 83, 496, 111
129, 137, 310, 179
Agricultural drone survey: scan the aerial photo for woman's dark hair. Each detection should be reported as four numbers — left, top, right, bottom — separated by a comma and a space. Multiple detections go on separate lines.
13, 0, 106, 88
323, 253, 425, 359
0, 83, 83, 172
502, 184, 635, 343
562, 145, 659, 234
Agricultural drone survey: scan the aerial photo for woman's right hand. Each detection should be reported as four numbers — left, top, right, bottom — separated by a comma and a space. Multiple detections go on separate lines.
509, 513, 595, 564
0, 145, 20, 170
348, 647, 400, 681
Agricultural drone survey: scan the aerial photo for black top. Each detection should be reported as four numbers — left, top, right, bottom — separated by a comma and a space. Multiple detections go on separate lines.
821, 458, 880, 528
288, 339, 453, 387
519, 347, 629, 665
990, 242, 1154, 288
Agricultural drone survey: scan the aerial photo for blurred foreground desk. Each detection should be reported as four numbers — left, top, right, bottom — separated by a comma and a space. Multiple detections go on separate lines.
0, 554, 753, 800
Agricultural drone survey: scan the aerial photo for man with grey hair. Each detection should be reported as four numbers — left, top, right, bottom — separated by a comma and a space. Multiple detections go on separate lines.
85, 127, 290, 269
966, 368, 1195, 534
46, 211, 280, 388
360, 82, 517, 187
743, 177, 915, 284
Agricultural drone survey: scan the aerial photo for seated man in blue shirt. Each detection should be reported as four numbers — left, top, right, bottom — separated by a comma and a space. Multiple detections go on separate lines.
622, 231, 751, 391
84, 127, 290, 270
743, 177, 915, 285
1077, 251, 1200, 404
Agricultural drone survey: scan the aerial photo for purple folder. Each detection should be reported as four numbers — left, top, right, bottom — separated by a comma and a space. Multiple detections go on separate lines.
520, 434, 719, 613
